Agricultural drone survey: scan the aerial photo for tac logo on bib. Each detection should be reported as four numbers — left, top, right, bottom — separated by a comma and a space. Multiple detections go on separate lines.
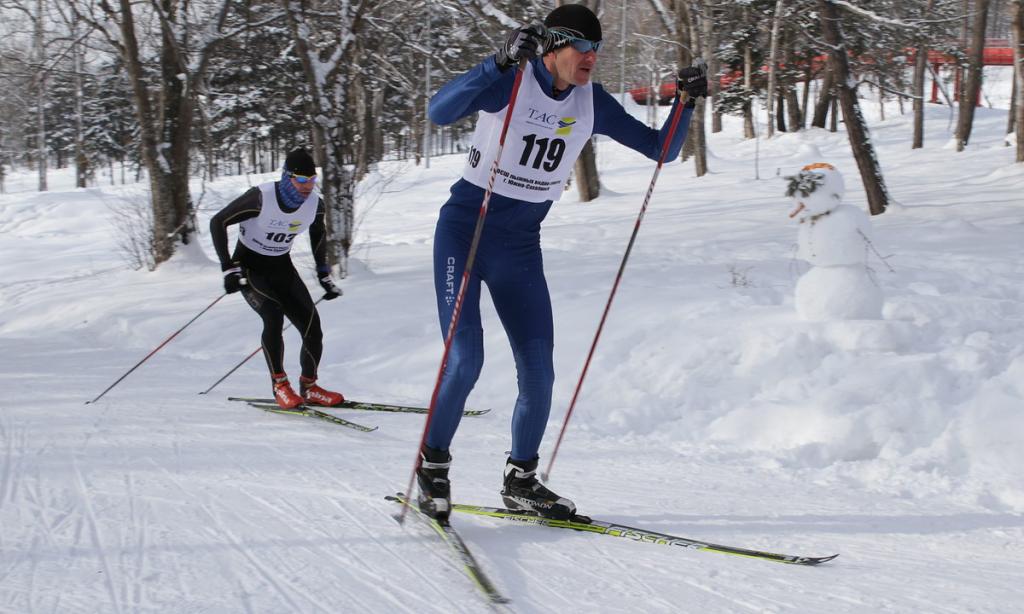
288, 220, 302, 232
556, 118, 577, 136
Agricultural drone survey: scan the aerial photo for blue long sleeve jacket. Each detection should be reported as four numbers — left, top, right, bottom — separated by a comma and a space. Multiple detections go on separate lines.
429, 56, 693, 163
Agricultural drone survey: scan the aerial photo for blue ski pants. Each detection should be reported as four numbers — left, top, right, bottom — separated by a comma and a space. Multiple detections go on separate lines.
428, 188, 555, 462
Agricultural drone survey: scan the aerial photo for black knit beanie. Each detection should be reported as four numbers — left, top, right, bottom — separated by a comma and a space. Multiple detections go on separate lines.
544, 4, 602, 46
284, 149, 316, 176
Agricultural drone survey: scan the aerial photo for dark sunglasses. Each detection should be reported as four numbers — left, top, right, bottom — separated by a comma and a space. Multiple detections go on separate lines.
550, 28, 603, 54
566, 35, 602, 53
289, 172, 317, 184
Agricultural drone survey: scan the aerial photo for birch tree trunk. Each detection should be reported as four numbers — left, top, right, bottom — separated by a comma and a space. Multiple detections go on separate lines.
352, 46, 369, 182
283, 0, 365, 274
72, 22, 89, 188
818, 0, 889, 215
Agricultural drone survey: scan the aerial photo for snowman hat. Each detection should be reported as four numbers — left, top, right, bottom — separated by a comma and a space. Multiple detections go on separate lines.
786, 162, 845, 219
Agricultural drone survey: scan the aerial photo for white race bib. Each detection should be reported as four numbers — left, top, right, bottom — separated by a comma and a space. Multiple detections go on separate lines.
462, 62, 594, 203
238, 182, 319, 256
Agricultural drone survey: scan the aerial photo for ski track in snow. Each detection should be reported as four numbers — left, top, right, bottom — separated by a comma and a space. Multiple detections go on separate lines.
68, 450, 123, 614
3, 95, 1024, 612
143, 440, 394, 613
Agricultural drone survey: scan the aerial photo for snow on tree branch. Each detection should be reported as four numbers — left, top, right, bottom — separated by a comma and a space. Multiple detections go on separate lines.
827, 0, 920, 28
645, 0, 676, 36
464, 0, 520, 29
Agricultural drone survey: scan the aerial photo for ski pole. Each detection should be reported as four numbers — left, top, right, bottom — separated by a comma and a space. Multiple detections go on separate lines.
398, 57, 530, 525
198, 294, 328, 395
86, 293, 226, 404
542, 87, 695, 483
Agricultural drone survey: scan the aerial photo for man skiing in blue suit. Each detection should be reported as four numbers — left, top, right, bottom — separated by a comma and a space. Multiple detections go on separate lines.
417, 3, 708, 520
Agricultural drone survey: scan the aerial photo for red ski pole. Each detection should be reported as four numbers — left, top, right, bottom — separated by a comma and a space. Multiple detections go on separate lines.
87, 293, 226, 404
397, 58, 530, 524
542, 90, 692, 482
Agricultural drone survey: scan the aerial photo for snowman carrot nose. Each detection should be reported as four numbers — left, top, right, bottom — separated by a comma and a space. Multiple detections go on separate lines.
789, 203, 805, 218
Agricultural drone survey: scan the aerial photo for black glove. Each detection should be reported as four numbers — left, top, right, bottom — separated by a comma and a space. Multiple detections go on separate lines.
496, 23, 548, 71
677, 64, 708, 104
319, 276, 342, 300
223, 266, 246, 294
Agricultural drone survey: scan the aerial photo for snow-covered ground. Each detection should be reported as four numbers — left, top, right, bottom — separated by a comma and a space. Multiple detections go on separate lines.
2, 86, 1023, 612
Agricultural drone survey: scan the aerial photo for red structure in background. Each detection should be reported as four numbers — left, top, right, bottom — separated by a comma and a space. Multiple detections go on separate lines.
921, 40, 1014, 104
628, 40, 1015, 107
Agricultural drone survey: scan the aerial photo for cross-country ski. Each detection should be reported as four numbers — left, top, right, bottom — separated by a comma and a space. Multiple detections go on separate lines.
389, 493, 837, 568
387, 494, 511, 605
227, 396, 490, 416
241, 399, 378, 432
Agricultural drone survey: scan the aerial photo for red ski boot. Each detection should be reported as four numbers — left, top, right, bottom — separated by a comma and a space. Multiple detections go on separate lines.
272, 374, 304, 409
300, 376, 344, 407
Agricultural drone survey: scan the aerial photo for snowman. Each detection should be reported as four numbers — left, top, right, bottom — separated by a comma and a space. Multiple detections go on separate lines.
786, 162, 883, 321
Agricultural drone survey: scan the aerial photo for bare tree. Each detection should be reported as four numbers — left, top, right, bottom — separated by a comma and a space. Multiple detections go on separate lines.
282, 0, 371, 274
71, 21, 88, 187
956, 0, 991, 151
48, 2, 95, 188
818, 0, 889, 215
811, 62, 835, 128
0, 47, 15, 192
1009, 68, 1017, 136
75, 0, 244, 267
799, 49, 814, 129
674, 0, 708, 176
1, 0, 54, 190
701, 0, 722, 133
32, 0, 46, 190
782, 28, 803, 131
742, 6, 756, 139
912, 0, 937, 149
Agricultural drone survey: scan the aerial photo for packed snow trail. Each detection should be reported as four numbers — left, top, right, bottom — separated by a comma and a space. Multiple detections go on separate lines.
2, 99, 1024, 612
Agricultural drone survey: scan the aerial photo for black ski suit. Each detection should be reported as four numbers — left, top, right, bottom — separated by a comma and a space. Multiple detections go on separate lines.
210, 184, 330, 379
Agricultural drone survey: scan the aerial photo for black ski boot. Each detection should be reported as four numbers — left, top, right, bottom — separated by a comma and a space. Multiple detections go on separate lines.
500, 457, 576, 520
416, 445, 452, 520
